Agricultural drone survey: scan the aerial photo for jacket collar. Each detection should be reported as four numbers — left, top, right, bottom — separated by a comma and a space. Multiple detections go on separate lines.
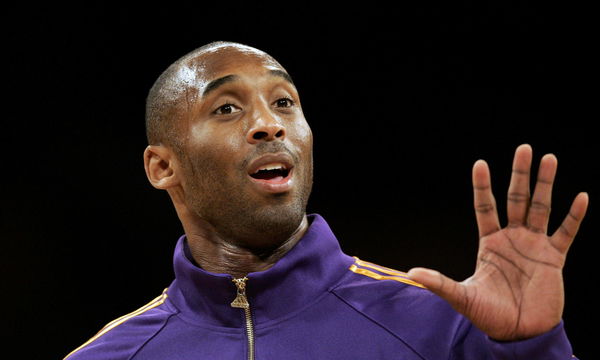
167, 214, 355, 328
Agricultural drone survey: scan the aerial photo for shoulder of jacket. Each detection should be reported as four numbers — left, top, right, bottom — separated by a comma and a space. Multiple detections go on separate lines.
63, 289, 175, 360
345, 257, 426, 288
332, 257, 445, 315
332, 257, 469, 358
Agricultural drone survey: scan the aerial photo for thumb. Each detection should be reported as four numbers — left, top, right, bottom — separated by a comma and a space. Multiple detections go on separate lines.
407, 267, 465, 309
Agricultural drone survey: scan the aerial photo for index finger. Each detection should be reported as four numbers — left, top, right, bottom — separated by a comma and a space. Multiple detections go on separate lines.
473, 159, 500, 238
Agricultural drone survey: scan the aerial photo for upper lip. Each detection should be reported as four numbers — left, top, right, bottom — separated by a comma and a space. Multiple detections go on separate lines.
247, 152, 294, 176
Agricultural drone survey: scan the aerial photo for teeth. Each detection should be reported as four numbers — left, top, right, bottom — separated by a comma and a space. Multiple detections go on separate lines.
254, 163, 286, 173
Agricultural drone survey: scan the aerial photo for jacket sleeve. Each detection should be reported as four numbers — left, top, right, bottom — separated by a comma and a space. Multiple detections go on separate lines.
451, 320, 577, 360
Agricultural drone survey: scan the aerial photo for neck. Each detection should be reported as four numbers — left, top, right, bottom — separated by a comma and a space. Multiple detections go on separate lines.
183, 215, 309, 278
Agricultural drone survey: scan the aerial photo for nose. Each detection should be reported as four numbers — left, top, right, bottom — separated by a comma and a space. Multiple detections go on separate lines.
246, 112, 286, 144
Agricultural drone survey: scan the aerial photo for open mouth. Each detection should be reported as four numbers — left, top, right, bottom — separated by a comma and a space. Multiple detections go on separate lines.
249, 163, 291, 183
246, 153, 295, 193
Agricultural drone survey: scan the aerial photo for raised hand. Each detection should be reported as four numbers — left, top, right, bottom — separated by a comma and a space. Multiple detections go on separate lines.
407, 144, 589, 341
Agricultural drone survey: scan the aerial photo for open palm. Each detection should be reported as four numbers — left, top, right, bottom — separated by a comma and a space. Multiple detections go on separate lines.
408, 144, 589, 341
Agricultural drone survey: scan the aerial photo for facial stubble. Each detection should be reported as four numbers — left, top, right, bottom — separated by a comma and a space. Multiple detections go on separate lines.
181, 142, 313, 250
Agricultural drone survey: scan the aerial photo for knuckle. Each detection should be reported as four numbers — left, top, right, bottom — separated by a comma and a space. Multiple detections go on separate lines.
559, 224, 573, 238
508, 192, 529, 203
475, 203, 495, 213
529, 201, 551, 213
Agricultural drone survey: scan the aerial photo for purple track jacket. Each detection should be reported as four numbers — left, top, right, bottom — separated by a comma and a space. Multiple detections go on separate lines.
65, 214, 577, 359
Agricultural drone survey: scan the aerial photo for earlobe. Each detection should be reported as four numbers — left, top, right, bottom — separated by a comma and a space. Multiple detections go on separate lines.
144, 145, 179, 189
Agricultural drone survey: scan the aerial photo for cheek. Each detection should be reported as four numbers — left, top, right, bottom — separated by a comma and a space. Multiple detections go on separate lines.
189, 121, 212, 145
295, 117, 312, 142
190, 119, 247, 149
187, 123, 246, 176
288, 117, 313, 151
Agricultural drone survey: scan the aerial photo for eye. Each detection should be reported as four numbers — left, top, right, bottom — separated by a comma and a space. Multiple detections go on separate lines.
214, 103, 242, 115
274, 98, 294, 108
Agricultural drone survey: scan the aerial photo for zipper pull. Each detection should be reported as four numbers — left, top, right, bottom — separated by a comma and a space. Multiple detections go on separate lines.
231, 277, 250, 309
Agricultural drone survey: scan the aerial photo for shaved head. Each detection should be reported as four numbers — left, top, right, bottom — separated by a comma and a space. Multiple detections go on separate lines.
145, 41, 285, 151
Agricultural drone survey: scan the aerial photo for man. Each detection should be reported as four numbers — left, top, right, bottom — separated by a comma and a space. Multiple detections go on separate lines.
64, 41, 588, 359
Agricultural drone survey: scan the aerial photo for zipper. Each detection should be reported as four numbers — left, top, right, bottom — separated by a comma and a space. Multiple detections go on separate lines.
231, 277, 255, 360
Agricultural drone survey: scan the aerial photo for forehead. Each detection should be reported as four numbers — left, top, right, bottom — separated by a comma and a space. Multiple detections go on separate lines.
198, 44, 282, 74
176, 45, 286, 93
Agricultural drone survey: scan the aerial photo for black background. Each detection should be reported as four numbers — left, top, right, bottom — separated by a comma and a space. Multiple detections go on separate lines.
3, 3, 595, 359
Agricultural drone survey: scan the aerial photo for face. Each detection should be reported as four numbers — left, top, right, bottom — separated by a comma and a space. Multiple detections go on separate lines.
172, 45, 313, 248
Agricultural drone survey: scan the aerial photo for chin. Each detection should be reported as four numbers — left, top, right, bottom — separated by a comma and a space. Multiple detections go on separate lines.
192, 173, 312, 249
212, 200, 306, 250
244, 204, 306, 246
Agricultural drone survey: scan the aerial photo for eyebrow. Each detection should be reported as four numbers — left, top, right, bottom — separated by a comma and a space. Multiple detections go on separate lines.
202, 74, 240, 97
268, 69, 295, 86
201, 70, 295, 97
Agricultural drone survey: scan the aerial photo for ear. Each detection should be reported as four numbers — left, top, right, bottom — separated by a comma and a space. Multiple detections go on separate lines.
143, 145, 180, 189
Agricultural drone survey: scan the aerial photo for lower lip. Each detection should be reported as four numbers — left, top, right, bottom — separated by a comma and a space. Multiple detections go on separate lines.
248, 169, 294, 193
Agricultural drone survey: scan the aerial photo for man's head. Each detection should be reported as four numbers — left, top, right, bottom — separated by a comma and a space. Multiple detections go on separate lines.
143, 42, 313, 250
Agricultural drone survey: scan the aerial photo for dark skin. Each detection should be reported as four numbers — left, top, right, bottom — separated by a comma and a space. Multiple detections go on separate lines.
409, 147, 589, 340
144, 44, 589, 341
144, 44, 313, 278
